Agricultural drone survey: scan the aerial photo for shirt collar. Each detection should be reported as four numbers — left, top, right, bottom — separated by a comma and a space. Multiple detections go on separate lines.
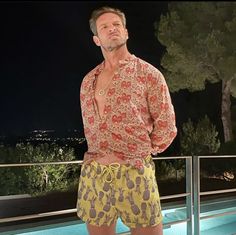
90, 54, 136, 77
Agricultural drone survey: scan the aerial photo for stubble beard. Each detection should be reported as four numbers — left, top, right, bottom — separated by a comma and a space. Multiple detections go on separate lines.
104, 39, 127, 52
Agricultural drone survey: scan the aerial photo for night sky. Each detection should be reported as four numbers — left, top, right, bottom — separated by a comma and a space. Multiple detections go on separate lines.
0, 1, 170, 137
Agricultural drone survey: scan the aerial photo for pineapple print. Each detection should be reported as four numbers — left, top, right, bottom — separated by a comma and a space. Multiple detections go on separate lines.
83, 186, 92, 201
103, 194, 112, 212
104, 214, 113, 224
98, 191, 104, 201
149, 202, 157, 226
87, 165, 93, 178
80, 208, 86, 219
103, 181, 110, 192
110, 187, 116, 205
124, 211, 131, 224
143, 176, 150, 201
141, 202, 148, 220
81, 166, 87, 177
116, 167, 122, 179
95, 211, 105, 225
125, 171, 135, 189
96, 164, 102, 174
118, 187, 125, 202
126, 191, 140, 215
89, 196, 97, 218
77, 180, 85, 200
135, 176, 141, 194
92, 177, 98, 195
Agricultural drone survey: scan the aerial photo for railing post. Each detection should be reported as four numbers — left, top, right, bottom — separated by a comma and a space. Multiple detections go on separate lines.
193, 156, 200, 235
186, 157, 193, 235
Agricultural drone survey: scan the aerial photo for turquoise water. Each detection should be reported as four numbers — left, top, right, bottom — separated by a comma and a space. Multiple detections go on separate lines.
1, 219, 129, 235
163, 206, 236, 235
2, 199, 236, 235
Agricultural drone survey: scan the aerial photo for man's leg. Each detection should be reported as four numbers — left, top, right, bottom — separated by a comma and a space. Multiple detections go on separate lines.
87, 222, 117, 235
130, 223, 163, 235
118, 157, 163, 235
78, 162, 117, 235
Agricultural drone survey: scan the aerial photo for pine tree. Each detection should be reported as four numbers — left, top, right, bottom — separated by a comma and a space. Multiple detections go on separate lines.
155, 2, 236, 142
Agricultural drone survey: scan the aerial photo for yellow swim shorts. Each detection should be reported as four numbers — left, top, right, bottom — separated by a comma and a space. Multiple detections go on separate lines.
76, 156, 162, 228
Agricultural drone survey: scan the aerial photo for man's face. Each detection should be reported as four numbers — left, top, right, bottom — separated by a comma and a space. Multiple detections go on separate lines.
93, 12, 128, 52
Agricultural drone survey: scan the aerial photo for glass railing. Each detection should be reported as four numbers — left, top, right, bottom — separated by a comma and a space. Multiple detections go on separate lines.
193, 155, 236, 235
1, 155, 236, 235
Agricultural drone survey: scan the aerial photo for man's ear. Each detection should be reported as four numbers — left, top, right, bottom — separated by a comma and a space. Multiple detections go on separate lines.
93, 35, 101, 46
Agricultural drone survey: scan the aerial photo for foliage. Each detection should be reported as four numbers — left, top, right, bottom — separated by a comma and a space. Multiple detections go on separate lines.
154, 158, 186, 182
208, 141, 236, 178
180, 115, 220, 155
0, 143, 80, 196
0, 144, 29, 195
201, 140, 236, 178
155, 2, 236, 142
155, 2, 236, 93
155, 160, 175, 180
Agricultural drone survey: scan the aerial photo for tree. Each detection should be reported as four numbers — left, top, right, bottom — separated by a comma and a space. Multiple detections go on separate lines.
0, 143, 79, 196
155, 2, 236, 142
16, 143, 79, 195
0, 145, 29, 195
180, 115, 220, 156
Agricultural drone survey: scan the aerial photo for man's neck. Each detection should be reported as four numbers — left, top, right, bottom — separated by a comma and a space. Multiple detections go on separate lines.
102, 47, 131, 71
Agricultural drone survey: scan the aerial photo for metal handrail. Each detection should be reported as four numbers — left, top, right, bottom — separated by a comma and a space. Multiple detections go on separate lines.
0, 156, 193, 234
199, 155, 236, 159
164, 218, 191, 227
200, 188, 236, 196
193, 155, 236, 235
201, 209, 236, 220
161, 192, 190, 200
0, 209, 77, 223
0, 155, 190, 167
1, 155, 235, 234
0, 160, 83, 167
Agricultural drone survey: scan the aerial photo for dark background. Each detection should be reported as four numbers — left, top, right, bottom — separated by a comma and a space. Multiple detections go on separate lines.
0, 1, 172, 136
0, 1, 223, 146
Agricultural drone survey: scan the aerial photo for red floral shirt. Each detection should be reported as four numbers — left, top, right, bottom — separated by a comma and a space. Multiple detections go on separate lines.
80, 55, 177, 168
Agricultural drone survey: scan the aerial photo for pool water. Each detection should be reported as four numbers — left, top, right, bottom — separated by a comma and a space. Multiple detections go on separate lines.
2, 199, 236, 235
163, 196, 236, 234
163, 206, 236, 235
1, 219, 129, 235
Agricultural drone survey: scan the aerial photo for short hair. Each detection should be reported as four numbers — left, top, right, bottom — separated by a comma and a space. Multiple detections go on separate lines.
89, 6, 126, 35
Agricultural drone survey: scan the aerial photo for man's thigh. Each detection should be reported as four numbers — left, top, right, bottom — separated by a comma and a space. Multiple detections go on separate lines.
77, 162, 118, 227
87, 222, 117, 235
117, 157, 163, 228
130, 222, 163, 235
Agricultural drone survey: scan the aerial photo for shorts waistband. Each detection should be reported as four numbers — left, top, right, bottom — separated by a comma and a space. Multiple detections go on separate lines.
87, 155, 153, 183
89, 155, 152, 168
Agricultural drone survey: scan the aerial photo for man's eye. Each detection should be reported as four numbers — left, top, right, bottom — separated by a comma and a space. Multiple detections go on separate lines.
99, 25, 107, 30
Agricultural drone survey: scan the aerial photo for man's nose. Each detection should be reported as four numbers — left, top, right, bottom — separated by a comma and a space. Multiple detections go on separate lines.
109, 26, 116, 32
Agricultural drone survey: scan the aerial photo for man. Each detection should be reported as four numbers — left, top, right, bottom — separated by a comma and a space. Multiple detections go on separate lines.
77, 6, 177, 235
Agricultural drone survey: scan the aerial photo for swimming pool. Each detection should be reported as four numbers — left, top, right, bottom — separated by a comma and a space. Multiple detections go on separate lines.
163, 202, 236, 235
1, 197, 236, 235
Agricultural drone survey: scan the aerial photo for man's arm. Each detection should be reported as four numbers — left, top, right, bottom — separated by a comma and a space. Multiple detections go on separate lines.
147, 70, 177, 154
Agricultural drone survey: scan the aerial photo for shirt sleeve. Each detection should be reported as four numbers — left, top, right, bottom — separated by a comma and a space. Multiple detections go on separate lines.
146, 70, 177, 154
